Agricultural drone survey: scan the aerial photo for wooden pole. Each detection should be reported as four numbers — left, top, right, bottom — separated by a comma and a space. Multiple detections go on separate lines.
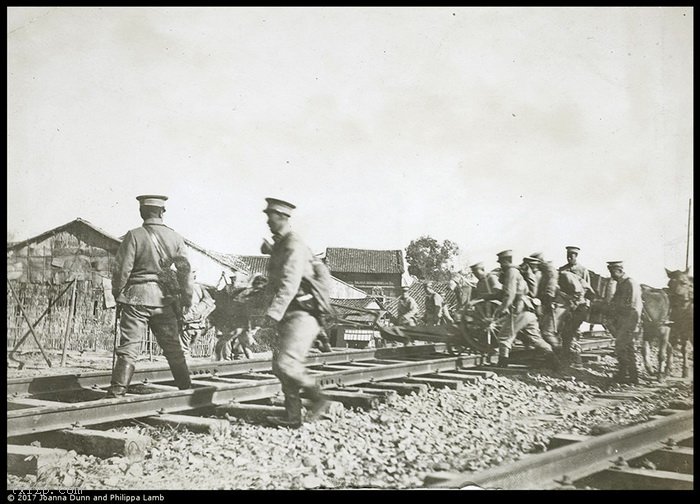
6, 279, 52, 367
8, 280, 75, 359
60, 281, 78, 367
685, 198, 692, 270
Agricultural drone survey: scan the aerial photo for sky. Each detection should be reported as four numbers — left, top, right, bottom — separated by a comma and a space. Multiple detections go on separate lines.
7, 7, 694, 287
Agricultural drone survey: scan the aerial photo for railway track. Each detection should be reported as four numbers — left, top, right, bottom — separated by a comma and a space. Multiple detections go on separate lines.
7, 336, 614, 440
427, 408, 693, 490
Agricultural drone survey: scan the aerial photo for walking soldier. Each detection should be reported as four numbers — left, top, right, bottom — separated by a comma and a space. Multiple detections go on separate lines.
107, 195, 193, 398
260, 198, 329, 428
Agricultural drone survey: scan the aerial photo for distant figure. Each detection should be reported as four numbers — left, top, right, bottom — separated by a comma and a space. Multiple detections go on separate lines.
211, 272, 248, 361
397, 286, 419, 326
423, 282, 452, 325
230, 274, 268, 360
180, 270, 216, 359
108, 194, 193, 398
606, 261, 643, 384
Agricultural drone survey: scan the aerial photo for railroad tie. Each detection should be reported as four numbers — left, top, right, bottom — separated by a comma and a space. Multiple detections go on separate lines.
304, 390, 380, 410
548, 433, 593, 450
215, 403, 288, 423
266, 397, 345, 417
422, 371, 485, 384
398, 376, 464, 390
142, 413, 231, 436
37, 428, 152, 460
353, 381, 428, 395
7, 444, 75, 476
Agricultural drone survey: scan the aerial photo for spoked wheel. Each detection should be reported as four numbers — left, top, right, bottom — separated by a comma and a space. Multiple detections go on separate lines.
459, 300, 506, 355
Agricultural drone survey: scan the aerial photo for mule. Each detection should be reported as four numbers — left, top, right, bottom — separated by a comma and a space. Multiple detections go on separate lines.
665, 268, 694, 378
639, 285, 673, 378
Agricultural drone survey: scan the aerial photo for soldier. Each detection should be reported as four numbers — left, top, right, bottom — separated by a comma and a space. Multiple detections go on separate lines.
468, 262, 501, 303
492, 250, 560, 370
558, 270, 590, 367
260, 198, 328, 428
530, 254, 563, 350
108, 195, 193, 398
423, 282, 453, 325
606, 261, 643, 384
180, 270, 215, 360
397, 286, 419, 326
520, 254, 542, 300
559, 246, 591, 286
230, 275, 268, 360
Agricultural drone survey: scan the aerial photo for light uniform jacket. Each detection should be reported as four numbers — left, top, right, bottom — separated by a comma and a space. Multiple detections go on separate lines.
536, 262, 559, 302
499, 265, 530, 313
266, 230, 315, 322
473, 273, 501, 300
558, 263, 591, 286
112, 218, 189, 307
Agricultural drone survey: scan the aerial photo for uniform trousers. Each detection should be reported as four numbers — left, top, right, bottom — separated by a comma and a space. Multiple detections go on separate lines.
117, 303, 185, 367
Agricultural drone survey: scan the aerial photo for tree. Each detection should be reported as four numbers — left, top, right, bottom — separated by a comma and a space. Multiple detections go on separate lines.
405, 236, 461, 282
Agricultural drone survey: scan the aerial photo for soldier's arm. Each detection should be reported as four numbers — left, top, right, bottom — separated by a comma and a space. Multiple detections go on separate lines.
545, 268, 558, 299
175, 235, 194, 308
111, 231, 136, 300
500, 268, 517, 308
266, 241, 308, 321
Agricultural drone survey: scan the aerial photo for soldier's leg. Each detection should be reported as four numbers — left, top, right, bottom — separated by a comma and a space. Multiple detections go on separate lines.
179, 327, 193, 358
539, 305, 564, 350
610, 323, 628, 381
517, 312, 561, 371
271, 311, 327, 423
150, 304, 190, 390
496, 313, 518, 365
107, 304, 148, 397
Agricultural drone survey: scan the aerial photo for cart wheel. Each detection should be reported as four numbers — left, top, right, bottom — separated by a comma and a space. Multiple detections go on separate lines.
460, 300, 506, 354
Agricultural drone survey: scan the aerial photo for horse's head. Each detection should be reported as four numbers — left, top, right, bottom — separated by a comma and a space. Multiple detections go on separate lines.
666, 268, 692, 299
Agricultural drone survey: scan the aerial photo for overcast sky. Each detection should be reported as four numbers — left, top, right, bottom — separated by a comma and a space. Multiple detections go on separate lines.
7, 7, 693, 286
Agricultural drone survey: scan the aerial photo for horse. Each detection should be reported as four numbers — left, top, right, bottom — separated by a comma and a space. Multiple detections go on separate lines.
639, 285, 673, 378
665, 268, 694, 378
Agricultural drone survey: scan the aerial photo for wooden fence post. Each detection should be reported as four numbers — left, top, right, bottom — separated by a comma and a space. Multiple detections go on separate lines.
60, 281, 78, 367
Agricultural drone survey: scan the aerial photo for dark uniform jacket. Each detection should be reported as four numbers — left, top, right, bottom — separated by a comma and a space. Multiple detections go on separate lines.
112, 218, 190, 307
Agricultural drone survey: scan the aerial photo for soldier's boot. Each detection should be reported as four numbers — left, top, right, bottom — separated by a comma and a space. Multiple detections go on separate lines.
168, 359, 191, 390
544, 351, 563, 372
105, 358, 135, 398
267, 393, 303, 428
305, 384, 329, 421
627, 354, 640, 385
613, 357, 628, 383
496, 349, 510, 368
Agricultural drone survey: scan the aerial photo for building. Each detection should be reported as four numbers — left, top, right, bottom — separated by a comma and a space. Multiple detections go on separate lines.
239, 254, 368, 299
6, 218, 247, 356
323, 247, 406, 299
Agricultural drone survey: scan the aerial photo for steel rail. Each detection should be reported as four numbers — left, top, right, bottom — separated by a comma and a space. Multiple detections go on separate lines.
7, 353, 487, 438
7, 343, 450, 396
429, 409, 694, 489
7, 337, 614, 397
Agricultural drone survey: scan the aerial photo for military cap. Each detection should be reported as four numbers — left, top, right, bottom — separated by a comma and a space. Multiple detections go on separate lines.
469, 262, 484, 270
496, 250, 513, 261
136, 195, 168, 207
607, 261, 624, 269
525, 252, 544, 263
263, 197, 296, 217
566, 246, 581, 252
401, 285, 410, 291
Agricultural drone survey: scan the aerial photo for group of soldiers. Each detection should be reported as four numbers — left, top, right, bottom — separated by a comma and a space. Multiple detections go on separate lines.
396, 246, 644, 383
108, 194, 330, 428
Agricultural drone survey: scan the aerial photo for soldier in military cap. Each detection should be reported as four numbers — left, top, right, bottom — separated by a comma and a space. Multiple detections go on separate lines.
493, 250, 560, 370
260, 198, 329, 427
468, 262, 501, 304
107, 195, 194, 397
606, 261, 643, 384
559, 246, 591, 286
